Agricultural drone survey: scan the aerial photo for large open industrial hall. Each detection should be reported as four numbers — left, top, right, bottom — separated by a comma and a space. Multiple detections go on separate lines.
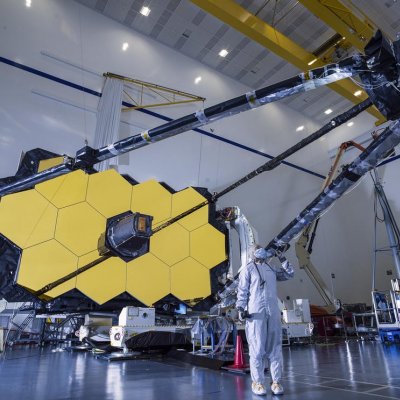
1, 1, 400, 399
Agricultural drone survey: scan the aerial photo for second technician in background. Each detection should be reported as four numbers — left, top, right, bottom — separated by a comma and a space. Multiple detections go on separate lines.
236, 246, 294, 396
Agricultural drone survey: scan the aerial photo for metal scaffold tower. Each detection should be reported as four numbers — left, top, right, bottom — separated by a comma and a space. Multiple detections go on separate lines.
371, 168, 400, 342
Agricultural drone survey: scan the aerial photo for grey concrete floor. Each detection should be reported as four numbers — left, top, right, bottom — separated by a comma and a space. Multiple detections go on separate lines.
0, 341, 399, 399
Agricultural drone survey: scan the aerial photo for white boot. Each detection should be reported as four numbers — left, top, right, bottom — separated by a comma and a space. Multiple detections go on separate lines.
271, 382, 284, 395
252, 382, 267, 395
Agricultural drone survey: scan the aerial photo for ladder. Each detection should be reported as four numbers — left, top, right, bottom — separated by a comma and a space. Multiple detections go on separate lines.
4, 302, 35, 348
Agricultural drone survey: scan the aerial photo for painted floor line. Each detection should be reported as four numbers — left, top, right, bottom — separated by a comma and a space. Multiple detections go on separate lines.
364, 386, 390, 394
287, 378, 399, 400
290, 372, 398, 389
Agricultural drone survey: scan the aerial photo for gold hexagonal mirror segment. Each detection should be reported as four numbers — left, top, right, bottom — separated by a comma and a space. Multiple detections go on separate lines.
150, 223, 189, 266
190, 225, 227, 269
35, 170, 88, 209
76, 253, 127, 305
171, 187, 209, 231
0, 189, 57, 249
126, 253, 170, 306
86, 169, 133, 218
38, 156, 65, 172
131, 180, 172, 228
170, 257, 211, 302
55, 202, 106, 256
16, 240, 78, 299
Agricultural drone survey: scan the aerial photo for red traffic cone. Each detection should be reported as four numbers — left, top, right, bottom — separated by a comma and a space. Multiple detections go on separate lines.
225, 335, 249, 370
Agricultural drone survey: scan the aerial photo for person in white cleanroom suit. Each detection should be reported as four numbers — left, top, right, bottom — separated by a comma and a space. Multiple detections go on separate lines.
236, 246, 294, 396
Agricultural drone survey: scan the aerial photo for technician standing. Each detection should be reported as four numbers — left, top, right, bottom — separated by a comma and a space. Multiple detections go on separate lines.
236, 246, 294, 396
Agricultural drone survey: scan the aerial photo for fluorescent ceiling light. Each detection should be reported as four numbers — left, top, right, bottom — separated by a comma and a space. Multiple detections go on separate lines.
122, 42, 129, 51
194, 76, 202, 84
324, 108, 333, 115
347, 121, 354, 127
219, 49, 229, 58
26, 0, 31, 7
354, 90, 362, 97
140, 6, 151, 16
319, 136, 326, 142
307, 58, 317, 66
296, 125, 304, 132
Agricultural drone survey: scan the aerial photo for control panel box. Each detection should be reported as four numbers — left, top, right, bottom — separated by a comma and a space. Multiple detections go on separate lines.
118, 307, 155, 327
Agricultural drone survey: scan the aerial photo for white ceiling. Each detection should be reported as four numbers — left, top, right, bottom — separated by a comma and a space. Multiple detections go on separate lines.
74, 0, 400, 125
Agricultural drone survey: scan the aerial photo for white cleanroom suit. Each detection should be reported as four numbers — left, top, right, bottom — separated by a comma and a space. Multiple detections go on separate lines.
236, 252, 294, 388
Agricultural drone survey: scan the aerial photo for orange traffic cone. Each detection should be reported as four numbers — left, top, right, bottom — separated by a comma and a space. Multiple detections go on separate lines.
224, 335, 249, 371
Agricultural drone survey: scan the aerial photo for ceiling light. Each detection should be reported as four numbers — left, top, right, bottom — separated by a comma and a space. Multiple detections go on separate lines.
307, 58, 317, 66
354, 90, 362, 97
194, 76, 202, 84
122, 42, 129, 51
296, 125, 304, 132
324, 108, 333, 115
219, 49, 229, 58
140, 6, 151, 16
347, 121, 354, 127
26, 0, 31, 7
319, 137, 326, 142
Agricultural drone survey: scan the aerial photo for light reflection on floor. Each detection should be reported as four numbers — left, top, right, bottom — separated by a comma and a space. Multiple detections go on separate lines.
0, 342, 399, 400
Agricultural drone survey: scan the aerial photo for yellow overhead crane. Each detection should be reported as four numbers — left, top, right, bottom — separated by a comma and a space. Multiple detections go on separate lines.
298, 0, 375, 52
190, 0, 385, 124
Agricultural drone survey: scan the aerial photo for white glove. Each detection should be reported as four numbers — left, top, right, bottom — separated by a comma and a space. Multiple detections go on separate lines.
275, 243, 289, 260
237, 307, 246, 322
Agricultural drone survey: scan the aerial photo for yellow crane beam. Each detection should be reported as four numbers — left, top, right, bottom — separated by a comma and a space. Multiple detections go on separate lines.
190, 0, 385, 123
298, 0, 375, 52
